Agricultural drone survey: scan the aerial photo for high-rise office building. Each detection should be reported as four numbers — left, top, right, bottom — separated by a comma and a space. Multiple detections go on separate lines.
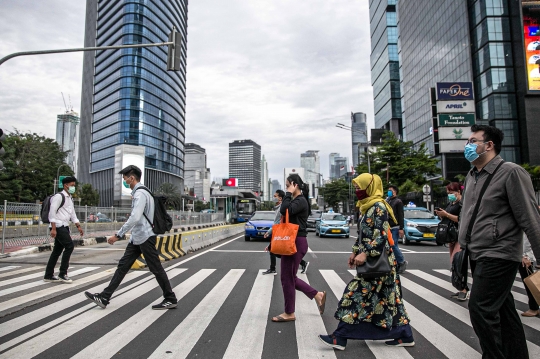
261, 154, 270, 201
229, 139, 261, 193
56, 110, 80, 176
184, 143, 211, 202
369, 0, 402, 136
329, 152, 339, 179
300, 150, 320, 202
271, 179, 281, 194
335, 157, 349, 178
351, 112, 368, 168
77, 0, 188, 206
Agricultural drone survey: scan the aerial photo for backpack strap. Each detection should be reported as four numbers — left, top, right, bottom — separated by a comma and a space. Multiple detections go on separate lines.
133, 186, 153, 227
465, 160, 505, 244
57, 193, 66, 212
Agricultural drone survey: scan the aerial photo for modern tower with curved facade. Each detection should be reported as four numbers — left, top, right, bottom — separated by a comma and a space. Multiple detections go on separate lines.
78, 0, 188, 206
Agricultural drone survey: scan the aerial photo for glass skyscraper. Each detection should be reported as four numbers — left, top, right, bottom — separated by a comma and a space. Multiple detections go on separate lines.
351, 112, 368, 168
228, 140, 262, 193
78, 0, 188, 206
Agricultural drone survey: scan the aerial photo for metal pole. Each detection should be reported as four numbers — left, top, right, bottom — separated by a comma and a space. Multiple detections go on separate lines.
53, 179, 57, 194
2, 200, 7, 254
0, 42, 173, 67
367, 149, 371, 173
84, 205, 88, 238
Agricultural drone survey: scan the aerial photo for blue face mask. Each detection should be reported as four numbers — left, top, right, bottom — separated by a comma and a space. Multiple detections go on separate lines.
448, 194, 457, 202
464, 143, 481, 162
387, 190, 393, 197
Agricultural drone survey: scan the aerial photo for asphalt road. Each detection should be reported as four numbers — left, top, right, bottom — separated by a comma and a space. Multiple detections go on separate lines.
0, 230, 539, 359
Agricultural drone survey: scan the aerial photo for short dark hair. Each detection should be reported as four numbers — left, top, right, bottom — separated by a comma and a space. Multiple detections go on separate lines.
446, 182, 461, 194
119, 165, 142, 181
275, 189, 285, 199
470, 124, 504, 155
388, 185, 399, 195
62, 176, 77, 185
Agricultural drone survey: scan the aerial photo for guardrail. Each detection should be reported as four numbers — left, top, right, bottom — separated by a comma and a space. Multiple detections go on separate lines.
0, 201, 224, 252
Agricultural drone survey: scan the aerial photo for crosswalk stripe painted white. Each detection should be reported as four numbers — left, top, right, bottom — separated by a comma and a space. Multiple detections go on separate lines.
222, 269, 274, 359
0, 268, 188, 359
0, 266, 20, 272
434, 269, 526, 289
401, 275, 540, 358
410, 269, 540, 332
320, 270, 413, 359
148, 269, 245, 359
0, 271, 149, 338
0, 267, 98, 297
294, 272, 337, 359
0, 269, 114, 313
0, 266, 44, 279
0, 266, 74, 289
71, 269, 213, 359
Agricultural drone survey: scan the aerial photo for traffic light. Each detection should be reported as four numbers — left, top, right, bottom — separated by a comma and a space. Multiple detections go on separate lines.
167, 26, 182, 71
0, 129, 5, 170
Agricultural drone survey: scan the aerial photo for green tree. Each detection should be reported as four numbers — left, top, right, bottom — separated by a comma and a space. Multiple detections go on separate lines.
193, 200, 210, 212
0, 130, 73, 203
319, 178, 350, 209
521, 163, 540, 177
355, 131, 441, 188
155, 182, 183, 209
75, 183, 100, 206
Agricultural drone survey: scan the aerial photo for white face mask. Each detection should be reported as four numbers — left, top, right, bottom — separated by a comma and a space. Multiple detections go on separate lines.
68, 186, 76, 194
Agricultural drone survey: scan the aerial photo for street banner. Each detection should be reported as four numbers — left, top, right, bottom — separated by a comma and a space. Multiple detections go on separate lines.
438, 113, 475, 126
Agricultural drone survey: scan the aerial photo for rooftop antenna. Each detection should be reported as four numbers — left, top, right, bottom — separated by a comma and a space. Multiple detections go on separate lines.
61, 92, 68, 113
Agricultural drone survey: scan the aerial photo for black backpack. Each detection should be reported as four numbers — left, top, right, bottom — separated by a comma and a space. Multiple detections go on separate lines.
135, 186, 173, 234
40, 193, 66, 224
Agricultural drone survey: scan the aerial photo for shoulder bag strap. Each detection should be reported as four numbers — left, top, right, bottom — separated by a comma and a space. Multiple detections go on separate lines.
465, 161, 505, 244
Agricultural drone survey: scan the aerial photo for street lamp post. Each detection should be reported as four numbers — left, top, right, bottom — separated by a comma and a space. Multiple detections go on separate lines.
336, 123, 371, 173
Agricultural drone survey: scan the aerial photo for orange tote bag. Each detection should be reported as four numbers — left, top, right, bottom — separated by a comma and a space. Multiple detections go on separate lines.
270, 209, 299, 256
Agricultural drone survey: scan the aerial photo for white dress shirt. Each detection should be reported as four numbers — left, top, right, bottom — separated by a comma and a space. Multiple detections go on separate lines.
48, 190, 80, 227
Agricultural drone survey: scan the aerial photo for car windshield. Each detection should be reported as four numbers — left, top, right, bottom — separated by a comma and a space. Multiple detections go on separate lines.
404, 210, 436, 219
250, 212, 275, 221
309, 212, 322, 218
322, 214, 346, 221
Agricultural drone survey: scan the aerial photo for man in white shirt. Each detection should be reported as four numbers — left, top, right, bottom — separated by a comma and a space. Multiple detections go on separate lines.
44, 176, 83, 283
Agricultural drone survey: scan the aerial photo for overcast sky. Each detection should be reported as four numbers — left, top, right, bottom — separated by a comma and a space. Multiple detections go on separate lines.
0, 0, 373, 186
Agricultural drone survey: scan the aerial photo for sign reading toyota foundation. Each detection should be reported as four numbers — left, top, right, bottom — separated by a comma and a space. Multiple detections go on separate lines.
437, 100, 475, 113
438, 113, 476, 127
436, 82, 474, 100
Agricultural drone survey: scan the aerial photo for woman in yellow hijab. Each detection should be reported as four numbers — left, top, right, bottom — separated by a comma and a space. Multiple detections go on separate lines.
318, 173, 414, 350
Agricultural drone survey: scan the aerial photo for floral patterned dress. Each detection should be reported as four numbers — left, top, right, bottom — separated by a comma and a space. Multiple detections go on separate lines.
334, 202, 410, 329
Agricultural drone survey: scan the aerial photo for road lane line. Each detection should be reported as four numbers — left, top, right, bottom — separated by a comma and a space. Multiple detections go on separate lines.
71, 269, 213, 359
0, 266, 73, 288
0, 266, 44, 279
148, 269, 245, 359
320, 270, 413, 359
433, 269, 526, 289
222, 269, 274, 359
0, 267, 98, 297
0, 266, 20, 272
294, 272, 337, 359
0, 268, 187, 359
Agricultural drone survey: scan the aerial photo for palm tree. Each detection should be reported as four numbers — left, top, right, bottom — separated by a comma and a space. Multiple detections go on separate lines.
155, 183, 182, 210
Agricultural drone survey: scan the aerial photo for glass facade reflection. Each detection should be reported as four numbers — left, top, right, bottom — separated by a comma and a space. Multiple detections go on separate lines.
78, 0, 188, 206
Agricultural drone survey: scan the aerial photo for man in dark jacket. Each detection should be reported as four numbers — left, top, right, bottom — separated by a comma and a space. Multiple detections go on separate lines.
386, 185, 407, 273
459, 125, 540, 359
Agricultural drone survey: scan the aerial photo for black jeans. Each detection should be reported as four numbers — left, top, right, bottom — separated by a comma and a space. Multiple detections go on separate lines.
101, 236, 177, 303
518, 261, 539, 311
269, 252, 277, 271
45, 227, 74, 278
469, 257, 528, 359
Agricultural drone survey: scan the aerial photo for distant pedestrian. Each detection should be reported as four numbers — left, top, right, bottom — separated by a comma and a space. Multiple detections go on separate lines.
319, 173, 413, 351
263, 189, 309, 275
271, 174, 326, 322
519, 234, 539, 317
434, 182, 465, 300
460, 125, 540, 359
44, 176, 84, 283
386, 185, 407, 273
84, 165, 177, 310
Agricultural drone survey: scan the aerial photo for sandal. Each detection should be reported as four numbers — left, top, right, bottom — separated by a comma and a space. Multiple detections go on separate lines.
521, 310, 539, 317
318, 291, 327, 315
272, 315, 295, 322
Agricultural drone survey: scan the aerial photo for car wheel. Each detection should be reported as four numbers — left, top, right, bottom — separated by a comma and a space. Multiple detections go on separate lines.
436, 241, 443, 246
244, 236, 250, 241
315, 230, 319, 237
345, 234, 349, 238
403, 236, 410, 245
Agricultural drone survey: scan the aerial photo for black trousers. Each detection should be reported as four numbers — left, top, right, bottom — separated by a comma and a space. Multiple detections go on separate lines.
469, 257, 528, 359
518, 261, 539, 311
101, 236, 177, 303
45, 227, 74, 278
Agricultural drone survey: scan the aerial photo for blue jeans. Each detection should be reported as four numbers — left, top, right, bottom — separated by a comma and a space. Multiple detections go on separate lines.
391, 227, 405, 264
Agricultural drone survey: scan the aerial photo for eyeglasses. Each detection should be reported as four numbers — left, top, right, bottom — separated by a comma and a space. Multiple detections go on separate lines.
465, 139, 490, 145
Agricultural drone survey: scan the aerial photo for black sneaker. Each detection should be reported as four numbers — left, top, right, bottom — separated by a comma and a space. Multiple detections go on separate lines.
58, 274, 73, 283
262, 269, 277, 275
318, 334, 347, 350
301, 261, 310, 274
397, 261, 408, 274
385, 335, 415, 347
456, 291, 469, 301
152, 300, 177, 310
43, 276, 60, 283
84, 291, 109, 309
450, 292, 460, 298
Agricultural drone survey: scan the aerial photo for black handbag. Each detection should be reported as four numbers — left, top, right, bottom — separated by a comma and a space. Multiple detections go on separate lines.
356, 248, 392, 279
436, 221, 458, 245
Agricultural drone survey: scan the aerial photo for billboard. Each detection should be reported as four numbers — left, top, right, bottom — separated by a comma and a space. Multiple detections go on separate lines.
437, 127, 471, 140
522, 2, 540, 92
436, 82, 474, 100
223, 178, 238, 187
438, 113, 475, 127
436, 100, 475, 113
439, 140, 466, 153
114, 145, 146, 202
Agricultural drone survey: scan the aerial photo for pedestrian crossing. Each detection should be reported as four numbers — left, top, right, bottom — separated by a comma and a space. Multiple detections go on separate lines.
0, 264, 538, 359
